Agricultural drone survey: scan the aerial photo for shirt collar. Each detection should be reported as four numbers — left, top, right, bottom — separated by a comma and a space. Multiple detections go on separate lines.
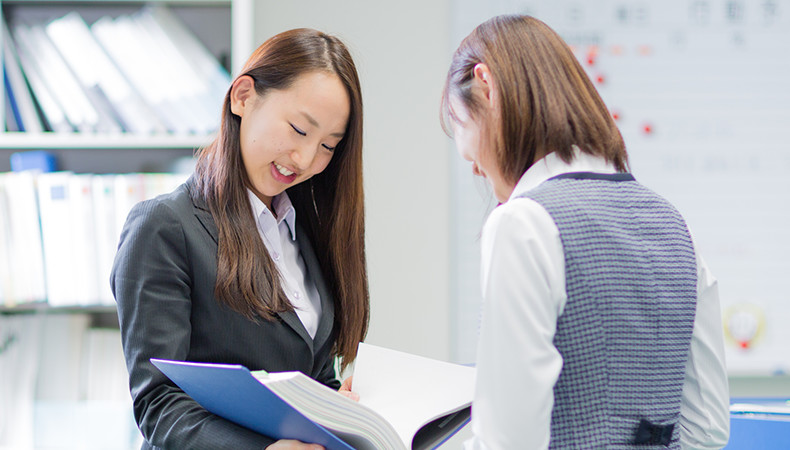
247, 189, 297, 241
509, 147, 618, 201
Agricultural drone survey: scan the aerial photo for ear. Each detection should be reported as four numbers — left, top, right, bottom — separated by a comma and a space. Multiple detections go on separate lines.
230, 75, 256, 117
472, 63, 495, 107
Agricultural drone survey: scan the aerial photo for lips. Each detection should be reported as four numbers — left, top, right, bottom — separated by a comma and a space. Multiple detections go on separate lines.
271, 162, 298, 183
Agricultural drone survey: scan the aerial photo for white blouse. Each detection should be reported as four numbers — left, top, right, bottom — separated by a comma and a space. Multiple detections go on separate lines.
248, 190, 322, 339
465, 150, 730, 449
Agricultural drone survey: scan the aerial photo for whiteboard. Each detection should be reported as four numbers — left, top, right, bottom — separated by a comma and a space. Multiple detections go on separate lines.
450, 0, 790, 375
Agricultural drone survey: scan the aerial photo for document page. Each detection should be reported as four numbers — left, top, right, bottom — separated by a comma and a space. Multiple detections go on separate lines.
352, 343, 475, 446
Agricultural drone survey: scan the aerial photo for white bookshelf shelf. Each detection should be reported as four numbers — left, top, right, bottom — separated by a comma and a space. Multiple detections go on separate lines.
1, 0, 230, 5
0, 132, 215, 150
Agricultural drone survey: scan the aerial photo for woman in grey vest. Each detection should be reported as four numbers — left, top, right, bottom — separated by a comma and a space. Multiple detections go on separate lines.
440, 15, 729, 449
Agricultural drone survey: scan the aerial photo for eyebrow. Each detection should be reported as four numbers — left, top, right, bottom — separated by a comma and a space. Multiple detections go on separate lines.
300, 111, 345, 138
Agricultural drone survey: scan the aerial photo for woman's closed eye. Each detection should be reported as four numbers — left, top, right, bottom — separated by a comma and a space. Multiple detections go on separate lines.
291, 123, 336, 151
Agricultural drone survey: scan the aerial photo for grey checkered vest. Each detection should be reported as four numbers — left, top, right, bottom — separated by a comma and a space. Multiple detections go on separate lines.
522, 172, 697, 449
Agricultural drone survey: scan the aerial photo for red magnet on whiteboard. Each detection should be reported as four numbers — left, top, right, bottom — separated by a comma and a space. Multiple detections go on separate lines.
586, 46, 598, 66
596, 74, 605, 85
643, 123, 653, 135
611, 111, 621, 121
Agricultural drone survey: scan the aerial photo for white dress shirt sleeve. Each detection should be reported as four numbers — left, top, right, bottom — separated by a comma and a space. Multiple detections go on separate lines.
678, 248, 730, 449
465, 198, 565, 450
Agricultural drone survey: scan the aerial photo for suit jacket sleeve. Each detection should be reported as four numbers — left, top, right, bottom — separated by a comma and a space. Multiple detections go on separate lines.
111, 197, 276, 449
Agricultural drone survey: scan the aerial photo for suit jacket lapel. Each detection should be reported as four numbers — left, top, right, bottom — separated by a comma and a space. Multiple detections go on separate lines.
276, 310, 314, 352
297, 224, 335, 352
188, 177, 329, 354
188, 177, 219, 245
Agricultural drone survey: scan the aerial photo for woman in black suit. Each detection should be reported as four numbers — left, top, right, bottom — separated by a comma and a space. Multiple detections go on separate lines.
111, 28, 369, 449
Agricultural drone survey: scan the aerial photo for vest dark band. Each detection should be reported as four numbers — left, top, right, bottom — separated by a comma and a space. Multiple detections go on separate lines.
548, 171, 636, 182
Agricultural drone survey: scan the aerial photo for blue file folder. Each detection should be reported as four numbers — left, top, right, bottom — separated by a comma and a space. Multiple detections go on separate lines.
727, 398, 790, 449
150, 359, 353, 450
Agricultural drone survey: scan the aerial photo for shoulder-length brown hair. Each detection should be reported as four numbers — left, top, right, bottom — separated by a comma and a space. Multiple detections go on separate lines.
441, 15, 628, 185
192, 28, 368, 370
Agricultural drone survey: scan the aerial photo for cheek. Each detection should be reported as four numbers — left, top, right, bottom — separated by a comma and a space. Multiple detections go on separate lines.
454, 130, 477, 162
310, 153, 334, 177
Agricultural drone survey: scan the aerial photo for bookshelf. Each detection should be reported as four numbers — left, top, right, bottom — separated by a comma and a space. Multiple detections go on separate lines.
0, 1, 248, 447
0, 303, 118, 326
0, 0, 236, 311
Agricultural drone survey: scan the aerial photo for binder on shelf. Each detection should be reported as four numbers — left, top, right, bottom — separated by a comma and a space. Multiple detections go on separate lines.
3, 70, 18, 132
69, 174, 100, 305
146, 5, 229, 113
12, 23, 107, 133
3, 4, 227, 139
8, 22, 71, 133
37, 171, 79, 306
0, 177, 12, 303
2, 19, 44, 133
92, 174, 117, 306
90, 13, 192, 135
81, 328, 129, 402
44, 12, 166, 135
113, 173, 147, 242
31, 171, 187, 307
10, 150, 56, 173
1, 17, 4, 133
134, 6, 223, 134
152, 343, 475, 450
1, 171, 46, 305
0, 314, 44, 447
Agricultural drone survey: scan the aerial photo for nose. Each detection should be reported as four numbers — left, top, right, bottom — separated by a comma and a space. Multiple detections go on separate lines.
455, 144, 473, 163
290, 143, 319, 172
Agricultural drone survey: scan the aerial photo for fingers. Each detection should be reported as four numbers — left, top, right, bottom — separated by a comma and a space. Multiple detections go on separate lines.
338, 376, 359, 401
340, 375, 353, 391
338, 389, 360, 402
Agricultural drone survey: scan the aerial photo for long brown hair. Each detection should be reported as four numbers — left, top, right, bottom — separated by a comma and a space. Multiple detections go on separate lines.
192, 28, 368, 370
441, 15, 628, 185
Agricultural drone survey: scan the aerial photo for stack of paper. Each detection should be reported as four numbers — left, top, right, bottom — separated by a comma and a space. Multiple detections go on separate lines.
152, 343, 476, 450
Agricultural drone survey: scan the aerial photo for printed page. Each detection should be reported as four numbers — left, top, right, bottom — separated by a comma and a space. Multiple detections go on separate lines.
254, 370, 400, 449
352, 343, 475, 447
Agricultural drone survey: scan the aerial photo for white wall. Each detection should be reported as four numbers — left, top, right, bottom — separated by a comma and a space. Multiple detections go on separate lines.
248, 0, 454, 361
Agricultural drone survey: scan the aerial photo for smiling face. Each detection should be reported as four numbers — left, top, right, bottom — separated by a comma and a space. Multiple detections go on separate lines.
231, 71, 350, 210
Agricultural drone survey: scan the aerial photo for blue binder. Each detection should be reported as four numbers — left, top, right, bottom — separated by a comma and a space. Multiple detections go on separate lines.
727, 398, 790, 449
10, 150, 57, 172
150, 359, 353, 450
